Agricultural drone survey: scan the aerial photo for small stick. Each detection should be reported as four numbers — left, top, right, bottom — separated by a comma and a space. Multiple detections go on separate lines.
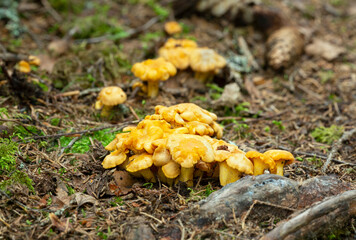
178, 218, 186, 240
140, 212, 163, 224
55, 90, 80, 98
237, 36, 260, 71
59, 136, 81, 155
322, 128, 356, 172
25, 122, 138, 140
241, 200, 295, 230
261, 190, 356, 240
128, 105, 140, 121
41, 0, 63, 22
0, 216, 10, 228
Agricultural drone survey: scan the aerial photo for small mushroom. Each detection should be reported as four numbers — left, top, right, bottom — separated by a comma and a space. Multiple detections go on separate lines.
95, 86, 127, 117
161, 160, 180, 186
208, 138, 253, 186
189, 47, 226, 82
263, 150, 295, 176
131, 58, 177, 98
162, 38, 198, 49
102, 149, 129, 169
126, 153, 156, 183
158, 38, 198, 70
18, 60, 31, 73
246, 151, 276, 175
164, 21, 182, 35
28, 55, 41, 66
219, 154, 253, 186
166, 133, 214, 187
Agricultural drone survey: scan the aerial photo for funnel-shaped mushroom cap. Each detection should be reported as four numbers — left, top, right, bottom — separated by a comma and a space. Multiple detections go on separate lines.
96, 86, 127, 107
162, 38, 198, 49
263, 150, 295, 165
126, 153, 153, 173
158, 47, 192, 70
167, 134, 214, 168
131, 58, 177, 82
28, 55, 41, 66
207, 138, 245, 162
246, 150, 276, 172
164, 21, 182, 35
152, 139, 171, 167
189, 48, 226, 73
129, 120, 172, 153
162, 160, 180, 178
226, 154, 253, 175
154, 103, 218, 125
102, 149, 128, 169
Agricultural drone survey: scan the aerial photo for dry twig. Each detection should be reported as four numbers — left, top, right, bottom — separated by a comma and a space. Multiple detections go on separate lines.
261, 190, 356, 240
322, 128, 356, 172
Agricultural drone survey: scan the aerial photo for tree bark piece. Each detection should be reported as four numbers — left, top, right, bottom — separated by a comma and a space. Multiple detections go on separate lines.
261, 190, 356, 240
187, 175, 351, 226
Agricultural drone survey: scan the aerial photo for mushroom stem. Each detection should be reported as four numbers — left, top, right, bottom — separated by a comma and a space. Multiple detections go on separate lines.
194, 71, 213, 83
101, 105, 113, 117
157, 168, 168, 184
139, 168, 156, 183
219, 161, 242, 186
275, 161, 285, 176
147, 81, 159, 98
253, 159, 270, 175
95, 100, 103, 110
157, 167, 175, 186
178, 167, 194, 187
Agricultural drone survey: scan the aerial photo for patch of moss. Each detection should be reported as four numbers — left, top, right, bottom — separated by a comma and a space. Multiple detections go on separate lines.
0, 138, 34, 192
59, 129, 118, 154
63, 3, 128, 40
311, 125, 344, 145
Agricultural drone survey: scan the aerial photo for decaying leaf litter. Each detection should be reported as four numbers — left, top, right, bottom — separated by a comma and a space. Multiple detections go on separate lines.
0, 0, 355, 239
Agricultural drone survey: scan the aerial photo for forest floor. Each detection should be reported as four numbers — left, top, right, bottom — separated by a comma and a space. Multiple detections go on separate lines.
0, 0, 355, 239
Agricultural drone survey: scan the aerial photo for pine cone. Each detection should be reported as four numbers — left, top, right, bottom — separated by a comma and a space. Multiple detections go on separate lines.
266, 27, 304, 70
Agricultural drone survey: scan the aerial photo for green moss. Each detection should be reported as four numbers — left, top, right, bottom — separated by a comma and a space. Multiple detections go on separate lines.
64, 3, 128, 40
48, 0, 85, 15
311, 125, 344, 145
59, 129, 118, 153
0, 138, 34, 192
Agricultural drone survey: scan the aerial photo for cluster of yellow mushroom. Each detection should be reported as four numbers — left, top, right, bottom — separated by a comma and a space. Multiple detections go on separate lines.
102, 103, 295, 186
17, 56, 41, 73
131, 38, 227, 98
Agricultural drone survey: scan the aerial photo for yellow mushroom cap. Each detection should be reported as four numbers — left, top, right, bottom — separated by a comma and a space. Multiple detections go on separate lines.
226, 154, 254, 175
102, 149, 128, 169
189, 48, 226, 73
246, 151, 276, 172
28, 55, 41, 66
131, 58, 177, 82
18, 60, 31, 73
162, 160, 180, 178
210, 138, 245, 162
152, 139, 171, 167
162, 38, 198, 49
263, 150, 295, 165
126, 153, 153, 173
129, 119, 171, 153
167, 133, 214, 168
164, 21, 182, 35
158, 47, 192, 70
154, 103, 218, 125
97, 86, 127, 106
